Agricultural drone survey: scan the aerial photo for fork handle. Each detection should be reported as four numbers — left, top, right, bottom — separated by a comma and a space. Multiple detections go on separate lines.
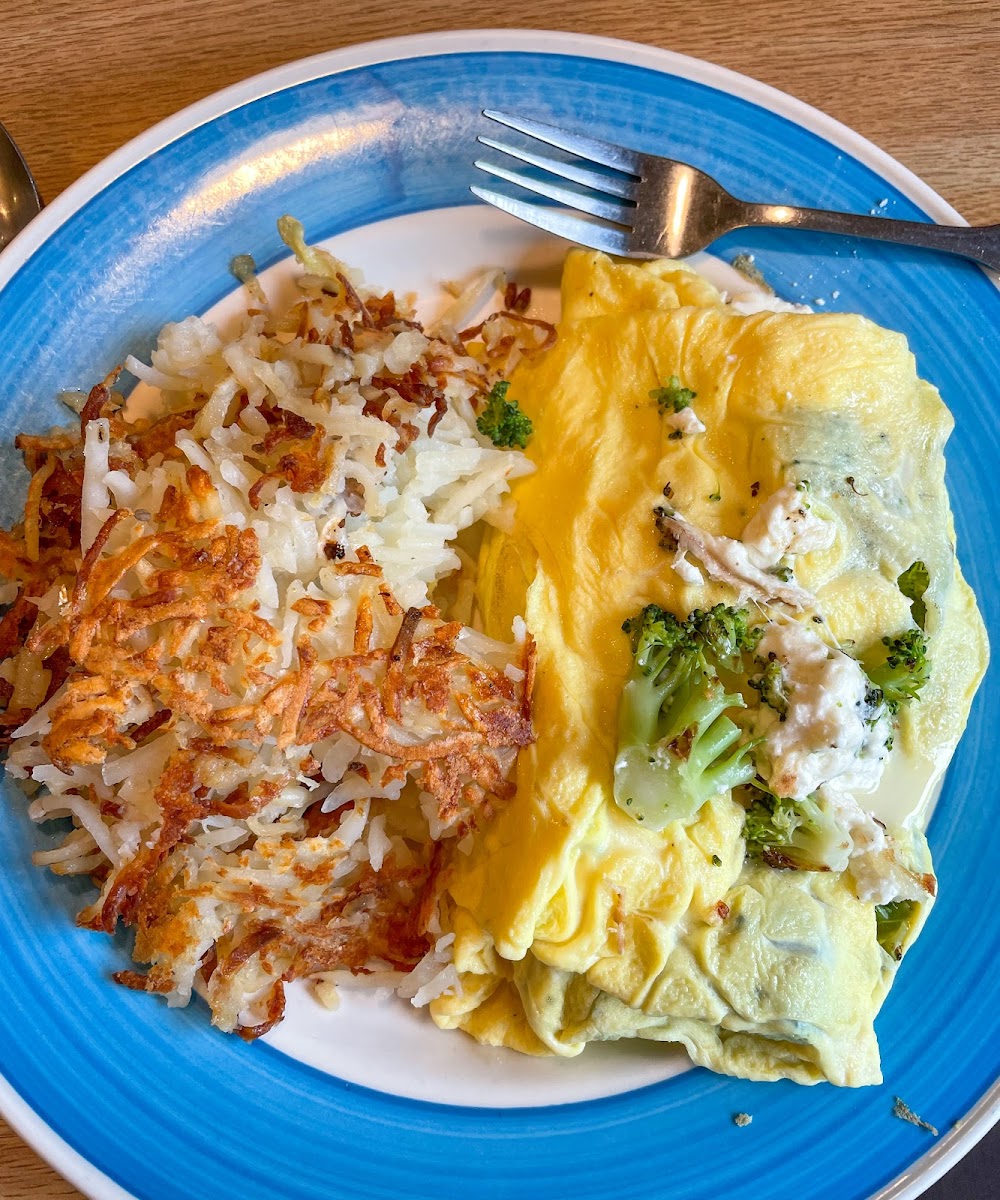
740, 203, 1000, 272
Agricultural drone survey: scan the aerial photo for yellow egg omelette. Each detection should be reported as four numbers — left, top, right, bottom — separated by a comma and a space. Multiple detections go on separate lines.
429, 250, 988, 1086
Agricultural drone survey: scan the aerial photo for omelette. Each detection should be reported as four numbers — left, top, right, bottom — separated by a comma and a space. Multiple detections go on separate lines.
429, 250, 988, 1086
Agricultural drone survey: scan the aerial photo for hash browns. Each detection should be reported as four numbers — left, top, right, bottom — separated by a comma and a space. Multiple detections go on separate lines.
0, 225, 547, 1038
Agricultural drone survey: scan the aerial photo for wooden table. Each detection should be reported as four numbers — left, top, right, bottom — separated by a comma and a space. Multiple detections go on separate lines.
0, 1, 997, 1197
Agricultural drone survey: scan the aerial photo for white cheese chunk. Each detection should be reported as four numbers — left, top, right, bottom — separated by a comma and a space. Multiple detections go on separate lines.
824, 789, 933, 906
664, 407, 706, 437
655, 507, 814, 608
657, 483, 833, 608
741, 483, 836, 569
670, 548, 704, 585
754, 619, 890, 801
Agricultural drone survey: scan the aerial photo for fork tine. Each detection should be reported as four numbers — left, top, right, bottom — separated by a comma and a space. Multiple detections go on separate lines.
474, 159, 634, 226
470, 186, 630, 256
482, 110, 642, 175
476, 136, 638, 200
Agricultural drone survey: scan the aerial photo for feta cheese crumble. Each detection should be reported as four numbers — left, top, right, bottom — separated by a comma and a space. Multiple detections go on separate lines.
657, 482, 835, 608
664, 407, 706, 437
749, 619, 931, 905
742, 483, 836, 570
753, 619, 890, 802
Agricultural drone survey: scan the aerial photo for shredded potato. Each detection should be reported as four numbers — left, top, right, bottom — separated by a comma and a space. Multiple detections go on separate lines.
0, 233, 553, 1039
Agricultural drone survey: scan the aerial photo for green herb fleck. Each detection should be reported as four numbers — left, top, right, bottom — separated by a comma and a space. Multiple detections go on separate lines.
708, 490, 721, 502
711, 854, 722, 867
892, 1097, 937, 1136
651, 376, 696, 414
731, 253, 771, 291
476, 380, 533, 449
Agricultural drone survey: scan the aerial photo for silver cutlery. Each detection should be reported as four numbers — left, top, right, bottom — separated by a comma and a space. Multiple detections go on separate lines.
473, 110, 1000, 271
0, 122, 41, 251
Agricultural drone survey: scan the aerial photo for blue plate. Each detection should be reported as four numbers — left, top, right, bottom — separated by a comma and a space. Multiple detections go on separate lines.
0, 30, 996, 1200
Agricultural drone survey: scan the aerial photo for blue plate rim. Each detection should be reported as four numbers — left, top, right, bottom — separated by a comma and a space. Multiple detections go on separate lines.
0, 28, 996, 1200
0, 27, 985, 293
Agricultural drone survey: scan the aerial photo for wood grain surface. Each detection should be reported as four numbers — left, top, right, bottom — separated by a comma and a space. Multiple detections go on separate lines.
0, 2, 997, 1197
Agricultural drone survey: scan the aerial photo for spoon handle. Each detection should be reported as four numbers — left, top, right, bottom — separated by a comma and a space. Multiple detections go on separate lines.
741, 202, 1000, 272
0, 122, 42, 251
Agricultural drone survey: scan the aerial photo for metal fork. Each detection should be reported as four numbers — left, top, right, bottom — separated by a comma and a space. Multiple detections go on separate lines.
472, 110, 1000, 271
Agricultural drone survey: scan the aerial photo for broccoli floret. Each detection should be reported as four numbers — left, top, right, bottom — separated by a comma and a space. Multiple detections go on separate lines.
867, 629, 930, 714
742, 783, 849, 872
622, 604, 693, 674
897, 560, 929, 629
650, 376, 696, 414
748, 658, 788, 719
689, 604, 762, 669
614, 604, 758, 830
476, 380, 533, 449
